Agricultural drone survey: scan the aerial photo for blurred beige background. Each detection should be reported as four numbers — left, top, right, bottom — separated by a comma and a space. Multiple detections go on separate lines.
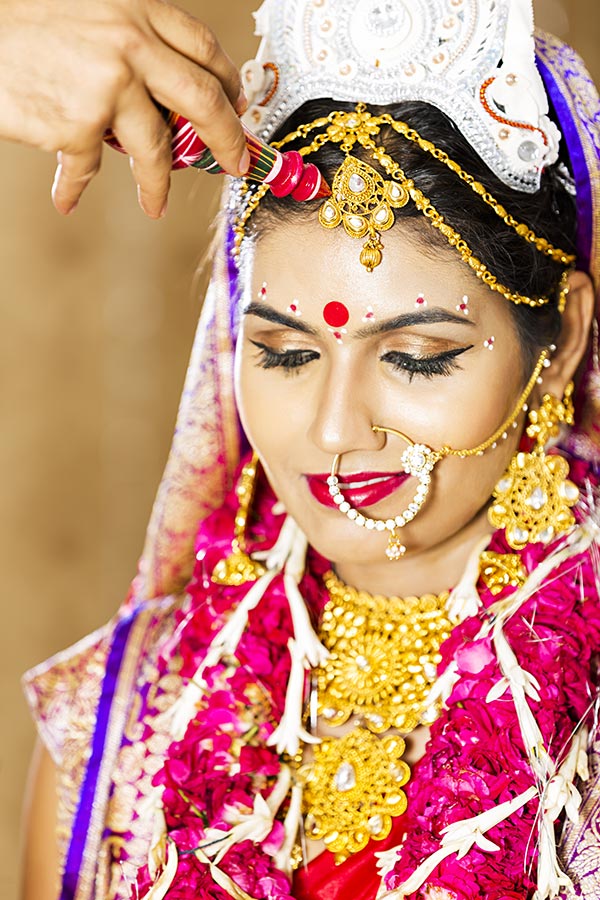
1, 2, 598, 898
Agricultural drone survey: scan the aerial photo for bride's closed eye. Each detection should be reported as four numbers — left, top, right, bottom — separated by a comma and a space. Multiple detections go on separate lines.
380, 346, 474, 382
250, 339, 473, 381
250, 339, 320, 373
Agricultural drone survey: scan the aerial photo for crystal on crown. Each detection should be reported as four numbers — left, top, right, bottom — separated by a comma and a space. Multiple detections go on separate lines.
364, 1, 406, 35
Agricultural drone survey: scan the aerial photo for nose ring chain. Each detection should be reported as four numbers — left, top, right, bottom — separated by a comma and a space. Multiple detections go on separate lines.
327, 347, 551, 561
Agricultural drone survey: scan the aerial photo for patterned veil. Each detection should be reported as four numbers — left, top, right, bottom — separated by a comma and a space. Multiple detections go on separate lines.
133, 31, 600, 608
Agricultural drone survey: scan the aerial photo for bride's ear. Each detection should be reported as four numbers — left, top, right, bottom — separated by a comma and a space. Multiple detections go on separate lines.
542, 270, 596, 397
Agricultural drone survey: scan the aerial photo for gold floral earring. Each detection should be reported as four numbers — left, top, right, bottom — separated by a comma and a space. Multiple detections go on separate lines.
488, 383, 579, 550
211, 453, 267, 585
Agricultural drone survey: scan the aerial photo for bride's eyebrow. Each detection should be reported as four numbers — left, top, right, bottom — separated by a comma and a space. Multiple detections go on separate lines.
355, 308, 477, 338
243, 302, 477, 339
244, 302, 318, 335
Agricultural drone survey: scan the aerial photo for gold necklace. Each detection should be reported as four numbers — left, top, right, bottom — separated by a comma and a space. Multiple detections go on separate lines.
317, 570, 453, 733
298, 572, 455, 864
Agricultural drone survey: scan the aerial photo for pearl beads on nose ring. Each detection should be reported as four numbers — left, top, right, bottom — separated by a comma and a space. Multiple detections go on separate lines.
328, 432, 442, 561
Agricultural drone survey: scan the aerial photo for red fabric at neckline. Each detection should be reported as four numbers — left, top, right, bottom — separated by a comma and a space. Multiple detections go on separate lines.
293, 815, 407, 900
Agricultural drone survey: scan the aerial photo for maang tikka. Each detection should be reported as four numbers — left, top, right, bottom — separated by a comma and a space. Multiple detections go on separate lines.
488, 383, 579, 550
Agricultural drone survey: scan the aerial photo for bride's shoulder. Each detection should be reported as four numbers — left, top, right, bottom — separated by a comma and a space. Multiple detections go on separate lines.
22, 593, 185, 766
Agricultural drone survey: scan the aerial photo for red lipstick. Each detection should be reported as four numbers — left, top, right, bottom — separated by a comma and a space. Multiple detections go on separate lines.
306, 471, 410, 510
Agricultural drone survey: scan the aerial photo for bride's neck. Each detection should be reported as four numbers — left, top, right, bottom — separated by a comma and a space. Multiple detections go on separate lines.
333, 506, 492, 597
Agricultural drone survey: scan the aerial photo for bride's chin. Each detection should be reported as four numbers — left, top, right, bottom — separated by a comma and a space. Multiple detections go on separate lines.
298, 518, 396, 566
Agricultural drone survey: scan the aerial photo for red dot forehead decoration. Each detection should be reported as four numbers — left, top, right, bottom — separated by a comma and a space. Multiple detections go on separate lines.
323, 301, 350, 329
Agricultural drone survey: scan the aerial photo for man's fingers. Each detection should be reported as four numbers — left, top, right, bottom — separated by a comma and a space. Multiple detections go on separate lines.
52, 145, 103, 214
137, 41, 247, 175
112, 84, 172, 218
147, 0, 242, 108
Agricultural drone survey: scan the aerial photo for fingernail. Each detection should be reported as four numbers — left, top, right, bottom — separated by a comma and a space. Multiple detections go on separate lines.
235, 87, 248, 116
159, 201, 168, 218
238, 148, 251, 176
65, 200, 79, 215
136, 184, 150, 217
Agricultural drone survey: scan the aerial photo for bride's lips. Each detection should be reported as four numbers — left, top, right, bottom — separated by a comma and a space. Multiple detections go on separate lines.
306, 471, 411, 510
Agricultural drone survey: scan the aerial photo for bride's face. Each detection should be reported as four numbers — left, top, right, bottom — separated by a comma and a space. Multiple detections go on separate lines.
235, 220, 546, 571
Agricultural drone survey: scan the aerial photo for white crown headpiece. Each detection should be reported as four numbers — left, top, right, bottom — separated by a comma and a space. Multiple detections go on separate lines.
241, 0, 561, 193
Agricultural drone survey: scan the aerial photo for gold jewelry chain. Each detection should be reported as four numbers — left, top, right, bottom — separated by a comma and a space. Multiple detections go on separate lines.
272, 108, 574, 266
373, 343, 551, 462
379, 115, 574, 266
297, 570, 454, 864
233, 107, 575, 308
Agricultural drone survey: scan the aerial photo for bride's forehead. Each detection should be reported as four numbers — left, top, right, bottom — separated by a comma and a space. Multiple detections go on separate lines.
247, 227, 492, 316
252, 221, 425, 282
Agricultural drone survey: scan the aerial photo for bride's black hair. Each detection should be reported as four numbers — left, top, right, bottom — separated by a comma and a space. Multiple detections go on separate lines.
250, 99, 577, 372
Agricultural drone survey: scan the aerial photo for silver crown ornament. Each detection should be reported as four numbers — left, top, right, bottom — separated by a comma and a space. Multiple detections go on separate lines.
241, 0, 561, 194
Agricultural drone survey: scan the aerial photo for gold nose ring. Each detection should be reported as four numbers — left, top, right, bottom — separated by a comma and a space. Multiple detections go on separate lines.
327, 429, 442, 561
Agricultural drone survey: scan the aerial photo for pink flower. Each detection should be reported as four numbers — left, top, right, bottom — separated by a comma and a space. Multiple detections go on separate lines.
239, 745, 281, 777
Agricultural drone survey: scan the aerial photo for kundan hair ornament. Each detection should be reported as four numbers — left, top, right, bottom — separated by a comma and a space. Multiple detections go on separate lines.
319, 156, 409, 272
235, 105, 574, 285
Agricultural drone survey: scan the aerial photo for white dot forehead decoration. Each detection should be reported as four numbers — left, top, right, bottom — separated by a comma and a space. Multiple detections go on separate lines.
362, 305, 376, 322
241, 0, 562, 194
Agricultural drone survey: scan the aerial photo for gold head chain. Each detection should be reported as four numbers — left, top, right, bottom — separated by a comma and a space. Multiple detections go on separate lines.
234, 104, 575, 307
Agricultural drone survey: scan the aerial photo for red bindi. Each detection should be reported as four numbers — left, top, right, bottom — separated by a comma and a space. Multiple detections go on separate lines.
323, 301, 350, 329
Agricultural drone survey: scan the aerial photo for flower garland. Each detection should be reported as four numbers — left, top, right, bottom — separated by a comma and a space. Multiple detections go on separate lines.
135, 458, 600, 900
135, 477, 329, 900
381, 520, 600, 900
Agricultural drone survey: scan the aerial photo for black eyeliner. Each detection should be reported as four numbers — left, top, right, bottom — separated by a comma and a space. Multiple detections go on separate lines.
380, 345, 474, 381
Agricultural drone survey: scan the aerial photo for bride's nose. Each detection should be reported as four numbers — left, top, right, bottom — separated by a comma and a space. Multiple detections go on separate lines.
306, 366, 387, 458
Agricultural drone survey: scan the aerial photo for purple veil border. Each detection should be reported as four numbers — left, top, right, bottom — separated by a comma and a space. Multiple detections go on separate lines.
536, 31, 600, 465
59, 605, 154, 900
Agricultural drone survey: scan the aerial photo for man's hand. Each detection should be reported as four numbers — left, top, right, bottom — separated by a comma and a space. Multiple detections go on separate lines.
0, 0, 249, 216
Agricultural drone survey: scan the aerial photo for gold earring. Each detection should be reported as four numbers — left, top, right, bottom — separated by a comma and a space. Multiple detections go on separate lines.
488, 383, 579, 550
211, 453, 267, 585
